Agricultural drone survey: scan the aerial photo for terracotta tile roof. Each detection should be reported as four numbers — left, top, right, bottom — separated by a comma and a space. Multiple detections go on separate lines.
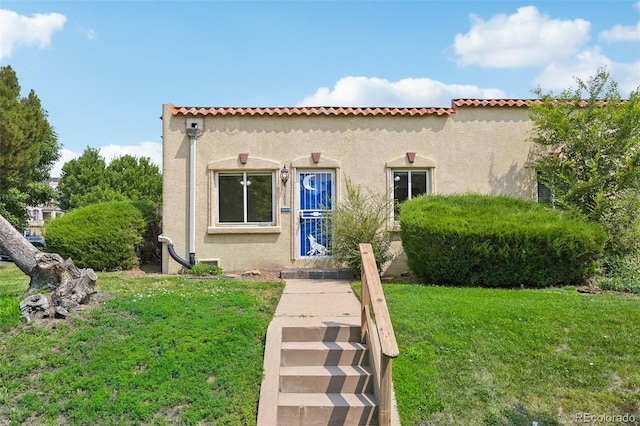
172, 105, 454, 116
453, 99, 537, 107
171, 99, 537, 117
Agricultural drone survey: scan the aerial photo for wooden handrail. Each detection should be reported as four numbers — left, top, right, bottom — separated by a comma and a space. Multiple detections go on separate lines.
359, 243, 399, 426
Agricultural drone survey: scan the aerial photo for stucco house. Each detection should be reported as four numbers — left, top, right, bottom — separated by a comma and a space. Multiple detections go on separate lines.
159, 99, 540, 275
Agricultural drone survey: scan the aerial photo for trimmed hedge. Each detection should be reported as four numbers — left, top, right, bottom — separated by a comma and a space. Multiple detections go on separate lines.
44, 201, 145, 271
399, 195, 606, 287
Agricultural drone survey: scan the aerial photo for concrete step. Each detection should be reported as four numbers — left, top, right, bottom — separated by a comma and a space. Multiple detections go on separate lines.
280, 365, 375, 393
280, 268, 354, 280
277, 392, 379, 425
275, 323, 380, 425
280, 341, 369, 367
282, 324, 361, 343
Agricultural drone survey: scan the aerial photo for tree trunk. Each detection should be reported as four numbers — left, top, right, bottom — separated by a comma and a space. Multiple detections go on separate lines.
0, 213, 97, 321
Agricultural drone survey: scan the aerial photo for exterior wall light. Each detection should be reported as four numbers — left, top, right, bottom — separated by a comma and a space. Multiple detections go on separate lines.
280, 165, 289, 185
281, 165, 289, 206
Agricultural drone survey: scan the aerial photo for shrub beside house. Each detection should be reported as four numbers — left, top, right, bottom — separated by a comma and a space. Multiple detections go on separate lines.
400, 194, 606, 287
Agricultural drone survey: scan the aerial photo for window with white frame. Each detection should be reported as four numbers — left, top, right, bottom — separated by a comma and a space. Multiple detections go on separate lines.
217, 172, 275, 224
392, 170, 430, 219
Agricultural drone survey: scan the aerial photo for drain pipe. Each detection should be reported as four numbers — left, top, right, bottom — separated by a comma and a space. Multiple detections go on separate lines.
158, 235, 192, 269
158, 123, 199, 270
186, 125, 198, 267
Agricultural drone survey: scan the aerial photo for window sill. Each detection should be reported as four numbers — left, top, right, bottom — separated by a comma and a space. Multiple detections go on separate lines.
207, 226, 281, 235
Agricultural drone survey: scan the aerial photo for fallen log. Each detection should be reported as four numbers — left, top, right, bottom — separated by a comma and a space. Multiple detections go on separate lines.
0, 213, 97, 322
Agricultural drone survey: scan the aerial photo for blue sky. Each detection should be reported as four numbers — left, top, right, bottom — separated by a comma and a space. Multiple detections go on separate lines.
1, 1, 639, 177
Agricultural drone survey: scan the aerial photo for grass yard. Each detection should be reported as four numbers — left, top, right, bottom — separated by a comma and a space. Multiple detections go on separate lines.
3, 262, 639, 426
378, 283, 640, 426
0, 263, 283, 425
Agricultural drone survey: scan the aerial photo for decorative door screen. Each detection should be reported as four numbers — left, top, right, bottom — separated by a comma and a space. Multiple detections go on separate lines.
297, 170, 334, 258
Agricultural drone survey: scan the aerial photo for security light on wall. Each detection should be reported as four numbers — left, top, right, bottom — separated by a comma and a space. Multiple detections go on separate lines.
280, 165, 289, 185
281, 165, 289, 206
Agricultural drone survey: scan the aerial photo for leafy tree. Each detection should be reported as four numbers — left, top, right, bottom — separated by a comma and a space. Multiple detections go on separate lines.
528, 68, 640, 284
0, 66, 60, 230
107, 155, 162, 205
56, 147, 109, 210
57, 147, 162, 210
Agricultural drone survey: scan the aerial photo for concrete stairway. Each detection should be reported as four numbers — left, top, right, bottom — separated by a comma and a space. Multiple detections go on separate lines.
257, 279, 399, 426
276, 323, 378, 425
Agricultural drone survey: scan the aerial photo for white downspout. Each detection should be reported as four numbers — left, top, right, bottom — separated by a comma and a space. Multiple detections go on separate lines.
186, 125, 198, 267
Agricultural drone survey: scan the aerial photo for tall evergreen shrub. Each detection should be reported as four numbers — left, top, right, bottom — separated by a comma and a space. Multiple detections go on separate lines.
399, 195, 606, 287
44, 201, 145, 271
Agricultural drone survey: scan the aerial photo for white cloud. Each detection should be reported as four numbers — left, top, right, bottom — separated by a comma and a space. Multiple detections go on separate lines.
297, 76, 506, 108
615, 60, 640, 94
50, 148, 80, 178
534, 47, 640, 95
453, 6, 590, 68
0, 9, 66, 59
51, 142, 163, 178
99, 142, 162, 169
599, 21, 640, 42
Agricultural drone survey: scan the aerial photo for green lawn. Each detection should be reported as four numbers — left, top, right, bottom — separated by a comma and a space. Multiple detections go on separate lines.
0, 263, 283, 425
380, 283, 640, 425
2, 263, 639, 425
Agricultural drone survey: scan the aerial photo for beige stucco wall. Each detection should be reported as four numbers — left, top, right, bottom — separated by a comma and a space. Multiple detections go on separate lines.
161, 103, 535, 275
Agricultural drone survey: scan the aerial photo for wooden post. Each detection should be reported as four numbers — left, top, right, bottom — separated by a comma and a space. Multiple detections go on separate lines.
361, 269, 370, 344
359, 243, 399, 426
379, 356, 393, 425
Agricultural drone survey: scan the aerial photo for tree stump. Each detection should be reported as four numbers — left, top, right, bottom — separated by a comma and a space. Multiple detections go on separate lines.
0, 213, 97, 322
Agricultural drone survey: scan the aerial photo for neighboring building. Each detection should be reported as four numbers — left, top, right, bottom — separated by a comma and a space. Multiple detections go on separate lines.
26, 178, 64, 237
160, 100, 540, 275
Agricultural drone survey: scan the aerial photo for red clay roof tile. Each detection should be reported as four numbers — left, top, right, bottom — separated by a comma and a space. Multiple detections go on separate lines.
171, 99, 537, 117
172, 106, 455, 116
452, 99, 537, 107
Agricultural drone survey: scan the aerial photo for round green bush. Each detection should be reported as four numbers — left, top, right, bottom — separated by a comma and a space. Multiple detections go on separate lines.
399, 194, 606, 287
44, 201, 146, 271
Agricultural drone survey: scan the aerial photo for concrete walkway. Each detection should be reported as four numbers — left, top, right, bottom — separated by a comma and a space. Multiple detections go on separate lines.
257, 279, 401, 425
275, 279, 362, 318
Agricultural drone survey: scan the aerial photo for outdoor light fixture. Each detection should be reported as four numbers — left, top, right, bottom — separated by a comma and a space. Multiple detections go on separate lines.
280, 165, 289, 205
280, 165, 289, 185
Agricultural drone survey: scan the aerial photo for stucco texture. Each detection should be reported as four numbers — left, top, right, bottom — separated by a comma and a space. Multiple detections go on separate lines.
160, 103, 536, 275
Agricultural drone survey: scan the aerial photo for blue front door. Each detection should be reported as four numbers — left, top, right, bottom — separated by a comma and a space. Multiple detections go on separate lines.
297, 170, 334, 259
